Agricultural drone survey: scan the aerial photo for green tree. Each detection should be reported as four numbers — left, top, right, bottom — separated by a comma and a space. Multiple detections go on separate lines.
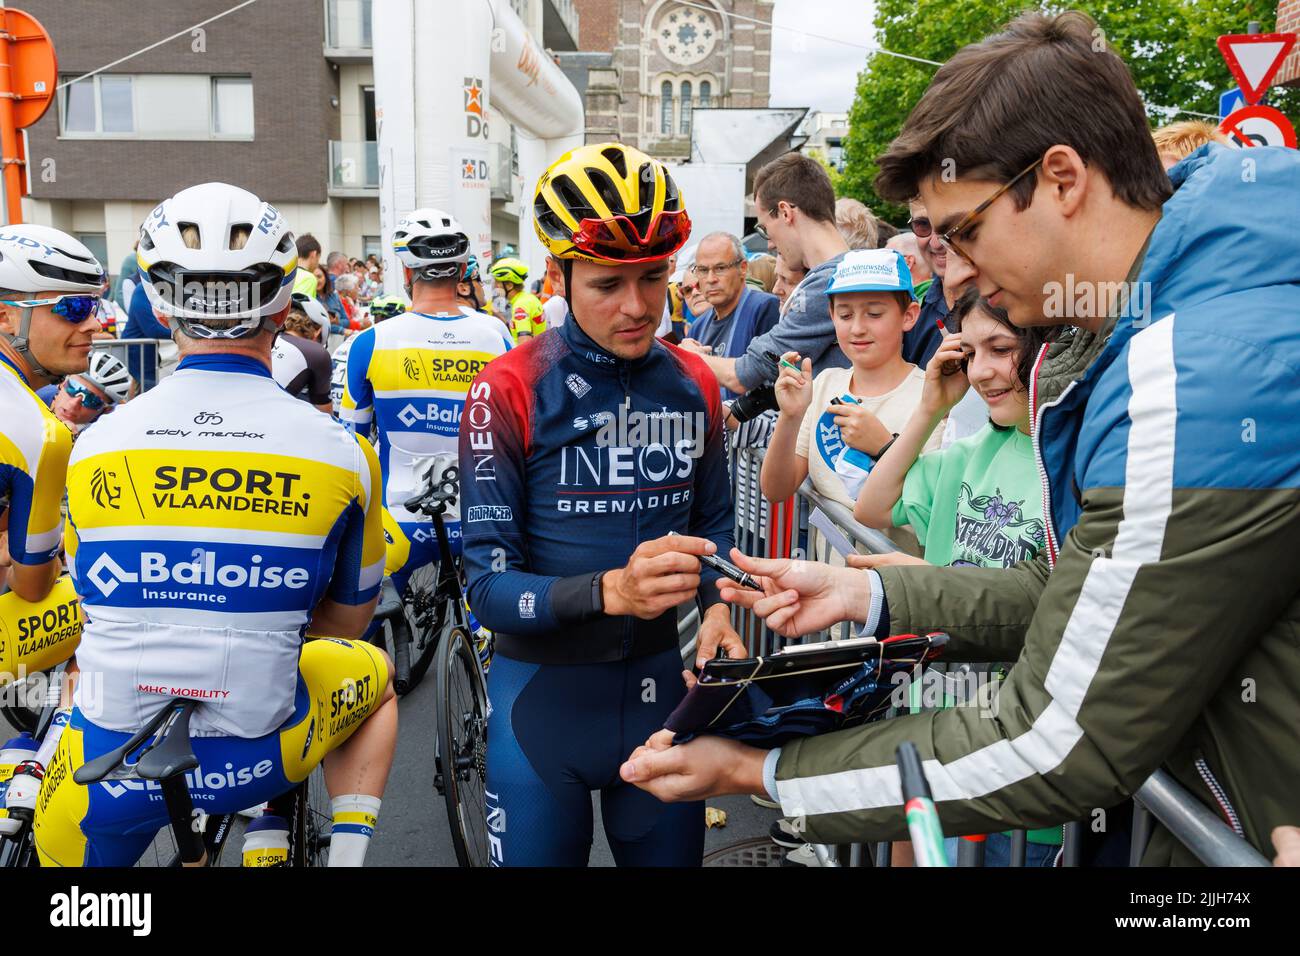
841, 0, 1299, 222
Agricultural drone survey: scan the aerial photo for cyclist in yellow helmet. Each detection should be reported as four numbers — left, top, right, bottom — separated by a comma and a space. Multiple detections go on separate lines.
488, 256, 545, 342
458, 142, 743, 866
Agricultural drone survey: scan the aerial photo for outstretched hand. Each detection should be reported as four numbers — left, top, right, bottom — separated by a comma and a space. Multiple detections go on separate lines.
715, 549, 874, 637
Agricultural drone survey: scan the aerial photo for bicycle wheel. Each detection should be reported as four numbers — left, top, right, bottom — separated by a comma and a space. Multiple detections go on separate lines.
402, 559, 446, 691
291, 765, 332, 867
435, 626, 490, 867
0, 672, 50, 735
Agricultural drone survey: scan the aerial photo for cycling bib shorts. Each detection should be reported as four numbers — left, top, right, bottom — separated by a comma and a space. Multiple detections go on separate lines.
34, 637, 389, 867
485, 646, 704, 866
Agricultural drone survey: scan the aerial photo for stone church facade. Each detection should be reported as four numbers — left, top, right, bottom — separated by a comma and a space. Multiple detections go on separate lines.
575, 0, 775, 159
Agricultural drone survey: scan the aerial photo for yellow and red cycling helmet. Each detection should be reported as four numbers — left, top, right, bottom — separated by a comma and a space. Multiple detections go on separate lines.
532, 142, 691, 264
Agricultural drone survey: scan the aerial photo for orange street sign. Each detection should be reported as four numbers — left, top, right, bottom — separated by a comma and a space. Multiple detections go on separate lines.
3, 8, 56, 129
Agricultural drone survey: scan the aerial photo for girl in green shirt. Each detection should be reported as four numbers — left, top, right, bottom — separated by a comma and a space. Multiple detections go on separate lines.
853, 289, 1046, 566
852, 288, 1061, 866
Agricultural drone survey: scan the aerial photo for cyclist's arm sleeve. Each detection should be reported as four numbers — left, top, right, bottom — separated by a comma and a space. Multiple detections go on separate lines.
511, 299, 541, 340
326, 435, 386, 605
772, 325, 1300, 847
5, 415, 71, 565
305, 343, 333, 407
338, 328, 375, 435
458, 367, 607, 635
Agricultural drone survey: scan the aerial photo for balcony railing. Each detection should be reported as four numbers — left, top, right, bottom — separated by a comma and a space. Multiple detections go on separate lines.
329, 140, 379, 192
325, 0, 373, 58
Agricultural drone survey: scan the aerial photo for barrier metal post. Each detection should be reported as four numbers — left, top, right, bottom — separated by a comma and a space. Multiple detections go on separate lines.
1009, 829, 1028, 867
1133, 770, 1269, 867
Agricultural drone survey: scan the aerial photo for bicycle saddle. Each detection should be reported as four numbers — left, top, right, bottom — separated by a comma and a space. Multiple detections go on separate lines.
74, 699, 201, 785
404, 464, 460, 516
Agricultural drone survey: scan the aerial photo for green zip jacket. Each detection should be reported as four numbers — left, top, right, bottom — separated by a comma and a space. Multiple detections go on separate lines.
771, 145, 1300, 864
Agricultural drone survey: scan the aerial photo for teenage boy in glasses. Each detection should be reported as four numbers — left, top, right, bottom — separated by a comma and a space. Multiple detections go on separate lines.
623, 10, 1300, 868
0, 225, 106, 603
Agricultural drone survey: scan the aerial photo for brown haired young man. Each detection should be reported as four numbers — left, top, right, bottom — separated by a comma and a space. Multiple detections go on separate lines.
690, 152, 850, 396
622, 10, 1300, 866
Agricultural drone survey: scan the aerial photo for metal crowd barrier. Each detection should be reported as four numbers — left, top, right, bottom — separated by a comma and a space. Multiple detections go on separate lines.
707, 443, 1268, 868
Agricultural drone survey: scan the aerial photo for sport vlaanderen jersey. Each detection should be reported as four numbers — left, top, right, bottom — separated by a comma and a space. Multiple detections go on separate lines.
0, 352, 72, 568
65, 353, 385, 738
338, 308, 512, 534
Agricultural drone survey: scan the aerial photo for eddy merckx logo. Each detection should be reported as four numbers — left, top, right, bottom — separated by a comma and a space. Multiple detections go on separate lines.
594, 401, 707, 460
1042, 275, 1154, 325
50, 886, 151, 936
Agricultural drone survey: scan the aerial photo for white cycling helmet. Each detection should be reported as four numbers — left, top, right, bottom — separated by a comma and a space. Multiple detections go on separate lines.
0, 225, 106, 377
391, 208, 471, 283
84, 350, 132, 405
291, 291, 333, 340
136, 182, 297, 339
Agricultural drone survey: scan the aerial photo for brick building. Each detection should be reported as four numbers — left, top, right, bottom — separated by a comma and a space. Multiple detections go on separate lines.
568, 0, 774, 159
1277, 0, 1300, 85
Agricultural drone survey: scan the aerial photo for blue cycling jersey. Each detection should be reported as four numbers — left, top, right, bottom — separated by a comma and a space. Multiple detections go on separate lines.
458, 315, 734, 664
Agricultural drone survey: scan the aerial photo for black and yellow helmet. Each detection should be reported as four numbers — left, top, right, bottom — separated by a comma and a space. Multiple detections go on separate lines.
533, 142, 691, 264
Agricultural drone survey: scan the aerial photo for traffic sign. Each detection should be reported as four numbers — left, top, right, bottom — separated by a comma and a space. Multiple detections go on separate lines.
1217, 33, 1296, 105
1218, 104, 1297, 149
2, 9, 56, 129
1219, 88, 1248, 121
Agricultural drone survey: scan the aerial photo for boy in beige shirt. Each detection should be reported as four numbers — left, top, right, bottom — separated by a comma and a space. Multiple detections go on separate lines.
762, 249, 941, 546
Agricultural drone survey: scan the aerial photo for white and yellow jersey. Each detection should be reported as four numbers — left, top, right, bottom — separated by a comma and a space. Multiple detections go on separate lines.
0, 353, 71, 568
65, 353, 385, 738
338, 308, 512, 526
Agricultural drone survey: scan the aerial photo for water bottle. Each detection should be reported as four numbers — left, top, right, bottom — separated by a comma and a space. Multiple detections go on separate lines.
241, 814, 290, 867
0, 733, 38, 835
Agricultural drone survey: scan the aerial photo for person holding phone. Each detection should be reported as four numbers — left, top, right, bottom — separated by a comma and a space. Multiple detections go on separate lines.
760, 249, 941, 553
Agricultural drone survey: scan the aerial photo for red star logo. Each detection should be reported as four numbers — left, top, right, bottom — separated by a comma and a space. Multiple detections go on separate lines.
463, 160, 477, 179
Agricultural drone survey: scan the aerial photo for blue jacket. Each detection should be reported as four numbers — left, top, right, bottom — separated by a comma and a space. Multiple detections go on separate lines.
1038, 143, 1300, 556
458, 315, 734, 664
772, 143, 1300, 863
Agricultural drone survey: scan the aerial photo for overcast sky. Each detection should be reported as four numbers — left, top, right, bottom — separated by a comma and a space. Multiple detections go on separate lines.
768, 0, 878, 115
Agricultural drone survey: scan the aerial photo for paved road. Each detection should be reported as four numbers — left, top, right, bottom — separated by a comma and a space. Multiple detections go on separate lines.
4, 665, 778, 867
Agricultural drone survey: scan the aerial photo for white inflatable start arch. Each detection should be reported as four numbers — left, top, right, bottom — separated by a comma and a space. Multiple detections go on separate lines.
371, 0, 584, 291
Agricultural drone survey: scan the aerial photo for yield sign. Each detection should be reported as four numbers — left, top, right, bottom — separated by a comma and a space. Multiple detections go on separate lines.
1217, 33, 1297, 104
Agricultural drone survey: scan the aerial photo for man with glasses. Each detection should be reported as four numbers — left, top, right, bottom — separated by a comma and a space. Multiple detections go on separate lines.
622, 10, 1300, 868
0, 225, 106, 603
678, 232, 779, 400
702, 153, 850, 398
